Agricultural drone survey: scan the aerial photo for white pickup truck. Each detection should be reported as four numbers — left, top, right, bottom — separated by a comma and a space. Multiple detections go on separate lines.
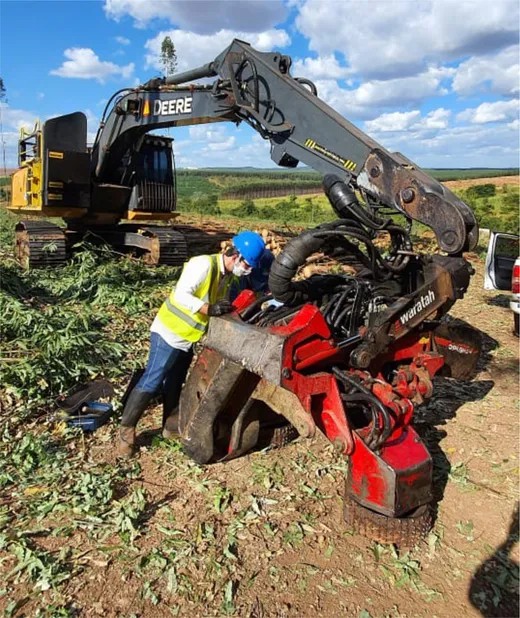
484, 231, 520, 336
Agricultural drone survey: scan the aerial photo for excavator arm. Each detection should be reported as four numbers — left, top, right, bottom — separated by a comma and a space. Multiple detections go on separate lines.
93, 39, 477, 255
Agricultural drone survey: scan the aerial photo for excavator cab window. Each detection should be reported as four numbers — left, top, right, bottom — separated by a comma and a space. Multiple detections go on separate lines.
125, 137, 177, 213
137, 140, 174, 185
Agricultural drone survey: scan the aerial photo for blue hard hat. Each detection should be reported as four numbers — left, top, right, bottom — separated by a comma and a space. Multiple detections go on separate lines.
232, 231, 265, 268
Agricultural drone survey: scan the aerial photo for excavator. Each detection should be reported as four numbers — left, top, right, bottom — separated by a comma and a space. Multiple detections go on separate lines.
9, 39, 481, 544
9, 38, 476, 266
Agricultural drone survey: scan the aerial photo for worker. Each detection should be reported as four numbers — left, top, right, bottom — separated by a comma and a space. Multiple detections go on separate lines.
118, 230, 266, 458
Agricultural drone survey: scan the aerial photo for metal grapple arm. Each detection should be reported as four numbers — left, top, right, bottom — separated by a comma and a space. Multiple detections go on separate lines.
94, 39, 478, 254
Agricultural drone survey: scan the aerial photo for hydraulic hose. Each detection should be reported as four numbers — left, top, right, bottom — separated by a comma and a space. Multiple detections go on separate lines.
324, 174, 386, 230
323, 175, 412, 274
333, 367, 393, 449
268, 230, 325, 305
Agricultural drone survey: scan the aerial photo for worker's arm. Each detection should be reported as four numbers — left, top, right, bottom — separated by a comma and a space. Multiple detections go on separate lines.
198, 304, 210, 316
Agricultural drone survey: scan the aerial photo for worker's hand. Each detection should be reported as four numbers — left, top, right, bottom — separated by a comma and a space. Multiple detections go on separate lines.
207, 299, 234, 317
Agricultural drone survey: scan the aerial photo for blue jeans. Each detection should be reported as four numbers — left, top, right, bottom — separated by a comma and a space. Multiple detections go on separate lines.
135, 333, 193, 412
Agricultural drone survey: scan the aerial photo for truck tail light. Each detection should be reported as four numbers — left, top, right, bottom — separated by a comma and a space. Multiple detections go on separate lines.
512, 263, 520, 295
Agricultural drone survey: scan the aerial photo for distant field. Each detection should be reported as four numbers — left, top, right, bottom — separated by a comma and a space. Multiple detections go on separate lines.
2, 168, 518, 234
175, 168, 519, 201
427, 168, 519, 181
443, 175, 520, 190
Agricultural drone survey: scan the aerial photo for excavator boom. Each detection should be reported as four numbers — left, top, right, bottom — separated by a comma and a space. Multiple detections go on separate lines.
93, 39, 478, 254
10, 38, 478, 266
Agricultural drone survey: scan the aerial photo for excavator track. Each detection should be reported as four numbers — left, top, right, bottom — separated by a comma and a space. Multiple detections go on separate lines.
140, 226, 188, 266
15, 220, 67, 268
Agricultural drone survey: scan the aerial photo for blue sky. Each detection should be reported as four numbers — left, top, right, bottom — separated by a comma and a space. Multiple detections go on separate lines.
1, 0, 519, 170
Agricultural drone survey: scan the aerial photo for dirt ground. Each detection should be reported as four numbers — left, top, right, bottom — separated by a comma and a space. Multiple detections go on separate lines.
4, 256, 516, 618
1, 179, 518, 617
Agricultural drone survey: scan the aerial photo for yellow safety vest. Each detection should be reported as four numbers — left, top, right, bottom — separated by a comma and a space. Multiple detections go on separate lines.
156, 254, 228, 343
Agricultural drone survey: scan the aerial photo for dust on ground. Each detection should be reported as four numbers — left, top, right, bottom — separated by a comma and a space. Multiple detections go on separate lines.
1, 259, 518, 618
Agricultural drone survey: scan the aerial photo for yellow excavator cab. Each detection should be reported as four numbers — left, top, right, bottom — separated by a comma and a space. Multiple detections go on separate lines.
10, 123, 43, 210
8, 112, 90, 217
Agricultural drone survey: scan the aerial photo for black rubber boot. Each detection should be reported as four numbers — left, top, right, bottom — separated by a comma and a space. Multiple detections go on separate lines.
118, 389, 154, 458
162, 406, 179, 439
162, 388, 180, 439
161, 348, 193, 439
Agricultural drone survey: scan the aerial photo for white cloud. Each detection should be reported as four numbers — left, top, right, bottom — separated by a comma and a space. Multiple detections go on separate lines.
365, 111, 421, 133
452, 45, 520, 96
295, 0, 519, 81
292, 54, 350, 81
50, 48, 134, 83
115, 36, 130, 45
206, 136, 236, 151
104, 0, 287, 32
143, 29, 290, 74
1, 103, 39, 134
83, 109, 101, 145
365, 108, 450, 133
186, 124, 236, 151
350, 69, 446, 107
175, 127, 272, 168
457, 100, 519, 124
366, 121, 519, 168
307, 67, 448, 120
422, 108, 451, 129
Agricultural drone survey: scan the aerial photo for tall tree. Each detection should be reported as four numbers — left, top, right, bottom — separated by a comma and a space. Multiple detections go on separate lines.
0, 77, 6, 102
160, 37, 178, 77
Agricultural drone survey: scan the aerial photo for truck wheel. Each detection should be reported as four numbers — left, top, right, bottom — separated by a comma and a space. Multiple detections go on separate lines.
343, 496, 432, 548
514, 313, 519, 337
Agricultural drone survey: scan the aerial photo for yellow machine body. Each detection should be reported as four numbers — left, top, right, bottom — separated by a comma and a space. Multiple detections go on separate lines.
8, 116, 91, 218
10, 125, 44, 212
8, 112, 178, 223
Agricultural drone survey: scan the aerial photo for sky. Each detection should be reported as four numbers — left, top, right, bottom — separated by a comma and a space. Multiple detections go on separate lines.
0, 0, 519, 170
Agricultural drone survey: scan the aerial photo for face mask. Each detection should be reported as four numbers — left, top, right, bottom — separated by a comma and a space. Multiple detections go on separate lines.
233, 262, 252, 277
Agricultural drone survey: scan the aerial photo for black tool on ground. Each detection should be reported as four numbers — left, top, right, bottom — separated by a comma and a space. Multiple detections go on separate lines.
67, 401, 114, 432
56, 379, 115, 431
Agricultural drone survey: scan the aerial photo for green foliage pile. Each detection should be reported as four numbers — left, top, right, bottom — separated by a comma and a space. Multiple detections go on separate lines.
0, 414, 149, 610
0, 176, 9, 201
0, 209, 180, 416
0, 207, 185, 612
